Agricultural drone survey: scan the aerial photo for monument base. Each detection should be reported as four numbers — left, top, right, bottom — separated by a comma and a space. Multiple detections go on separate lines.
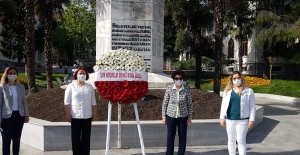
147, 72, 173, 89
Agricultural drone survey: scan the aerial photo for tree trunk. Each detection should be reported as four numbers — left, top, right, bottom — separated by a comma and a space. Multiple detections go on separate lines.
194, 32, 202, 89
213, 0, 225, 95
262, 56, 270, 79
195, 48, 202, 89
44, 2, 53, 89
24, 0, 36, 93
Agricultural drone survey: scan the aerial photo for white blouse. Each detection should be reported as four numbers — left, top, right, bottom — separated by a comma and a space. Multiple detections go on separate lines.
64, 81, 97, 119
172, 84, 184, 118
10, 86, 18, 111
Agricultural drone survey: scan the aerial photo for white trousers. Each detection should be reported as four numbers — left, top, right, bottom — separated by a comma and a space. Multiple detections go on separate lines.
226, 119, 249, 155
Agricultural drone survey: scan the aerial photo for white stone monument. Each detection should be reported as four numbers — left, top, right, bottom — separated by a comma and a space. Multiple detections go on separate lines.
96, 0, 173, 88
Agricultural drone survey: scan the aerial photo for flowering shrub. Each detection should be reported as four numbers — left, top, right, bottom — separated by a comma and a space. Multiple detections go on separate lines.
210, 76, 270, 87
94, 49, 148, 104
18, 77, 28, 85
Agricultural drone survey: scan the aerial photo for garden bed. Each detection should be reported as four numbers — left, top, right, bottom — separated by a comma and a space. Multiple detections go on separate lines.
27, 88, 222, 122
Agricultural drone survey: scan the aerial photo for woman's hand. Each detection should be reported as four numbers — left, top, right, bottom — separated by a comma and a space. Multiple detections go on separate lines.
92, 115, 97, 121
162, 118, 167, 125
187, 118, 192, 126
220, 119, 226, 127
65, 115, 71, 123
248, 121, 254, 128
24, 116, 30, 123
92, 105, 97, 121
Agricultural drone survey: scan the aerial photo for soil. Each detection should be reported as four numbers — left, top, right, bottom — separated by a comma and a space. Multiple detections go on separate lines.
27, 88, 222, 122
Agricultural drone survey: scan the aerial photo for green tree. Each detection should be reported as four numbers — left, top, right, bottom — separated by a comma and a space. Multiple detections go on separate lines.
211, 0, 225, 95
165, 0, 213, 89
256, 0, 300, 78
0, 0, 25, 62
35, 0, 67, 89
0, 0, 17, 20
52, 22, 75, 65
164, 15, 178, 62
60, 4, 96, 62
210, 0, 256, 95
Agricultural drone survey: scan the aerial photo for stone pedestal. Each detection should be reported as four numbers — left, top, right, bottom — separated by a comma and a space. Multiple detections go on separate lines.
147, 72, 173, 88
96, 0, 164, 73
96, 0, 172, 88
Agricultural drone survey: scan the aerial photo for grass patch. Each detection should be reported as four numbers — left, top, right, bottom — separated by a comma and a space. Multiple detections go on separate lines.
18, 73, 68, 88
252, 79, 300, 97
188, 76, 300, 98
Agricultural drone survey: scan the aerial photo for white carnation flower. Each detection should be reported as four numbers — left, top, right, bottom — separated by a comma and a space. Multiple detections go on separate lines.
93, 65, 99, 71
126, 66, 132, 70
122, 58, 128, 62
137, 66, 143, 71
132, 66, 137, 71
115, 50, 120, 55
93, 48, 147, 72
131, 61, 138, 67
110, 66, 116, 70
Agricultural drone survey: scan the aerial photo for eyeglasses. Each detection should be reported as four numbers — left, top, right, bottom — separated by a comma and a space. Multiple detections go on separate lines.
174, 78, 183, 80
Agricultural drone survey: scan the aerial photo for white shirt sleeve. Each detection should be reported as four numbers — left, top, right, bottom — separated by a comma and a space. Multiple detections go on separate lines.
90, 85, 97, 106
64, 84, 72, 105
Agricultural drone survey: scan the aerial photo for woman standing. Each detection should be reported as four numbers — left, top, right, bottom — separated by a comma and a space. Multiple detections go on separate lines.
220, 71, 256, 155
64, 67, 97, 155
162, 70, 193, 155
0, 66, 30, 155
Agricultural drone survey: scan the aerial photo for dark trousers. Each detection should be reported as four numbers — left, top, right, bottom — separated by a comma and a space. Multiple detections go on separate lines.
71, 118, 92, 155
1, 111, 25, 155
166, 115, 188, 155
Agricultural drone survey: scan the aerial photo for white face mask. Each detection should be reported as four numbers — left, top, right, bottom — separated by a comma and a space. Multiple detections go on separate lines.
174, 79, 183, 86
77, 74, 86, 81
7, 75, 17, 81
233, 79, 242, 87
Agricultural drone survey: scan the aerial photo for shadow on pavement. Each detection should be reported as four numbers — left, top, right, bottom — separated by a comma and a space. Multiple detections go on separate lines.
250, 150, 300, 155
132, 149, 228, 155
263, 105, 299, 116
247, 117, 279, 144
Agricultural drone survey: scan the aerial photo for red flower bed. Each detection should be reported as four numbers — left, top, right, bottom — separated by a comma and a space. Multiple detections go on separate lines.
94, 81, 148, 104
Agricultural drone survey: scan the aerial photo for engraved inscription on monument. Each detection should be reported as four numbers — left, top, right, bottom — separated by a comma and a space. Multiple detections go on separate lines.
111, 23, 151, 52
96, 0, 164, 72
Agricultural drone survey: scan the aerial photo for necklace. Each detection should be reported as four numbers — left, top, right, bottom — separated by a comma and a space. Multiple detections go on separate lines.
233, 87, 243, 96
